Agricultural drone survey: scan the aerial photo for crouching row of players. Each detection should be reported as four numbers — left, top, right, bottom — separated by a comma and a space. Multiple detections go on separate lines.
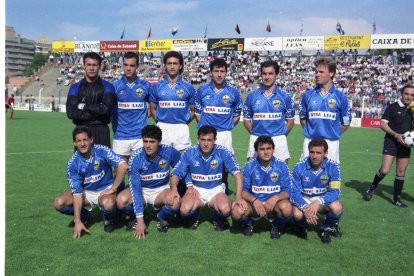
54, 124, 343, 244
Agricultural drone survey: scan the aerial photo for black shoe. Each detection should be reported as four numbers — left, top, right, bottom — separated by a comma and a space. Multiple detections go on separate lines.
320, 230, 331, 244
270, 226, 281, 239
331, 224, 343, 238
242, 224, 254, 237
393, 197, 408, 208
296, 226, 308, 240
364, 185, 376, 201
187, 218, 200, 230
126, 218, 137, 231
213, 218, 230, 232
156, 213, 169, 233
103, 219, 115, 233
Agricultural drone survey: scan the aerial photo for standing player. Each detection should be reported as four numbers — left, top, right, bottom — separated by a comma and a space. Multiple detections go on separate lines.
167, 125, 247, 231
232, 136, 293, 239
116, 125, 181, 239
364, 85, 414, 207
150, 50, 196, 153
66, 52, 115, 148
243, 60, 295, 163
53, 125, 128, 239
290, 138, 343, 244
5, 94, 15, 119
299, 57, 351, 163
112, 52, 151, 159
195, 58, 243, 193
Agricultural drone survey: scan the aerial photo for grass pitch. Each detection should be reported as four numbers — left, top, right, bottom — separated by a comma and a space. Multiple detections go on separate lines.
5, 111, 414, 275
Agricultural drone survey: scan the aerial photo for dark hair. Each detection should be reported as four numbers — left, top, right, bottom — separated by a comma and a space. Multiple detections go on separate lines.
209, 58, 228, 72
72, 125, 92, 141
315, 57, 336, 78
83, 52, 102, 66
401, 84, 414, 94
163, 51, 184, 74
254, 136, 275, 151
197, 125, 217, 139
141, 125, 162, 142
124, 52, 139, 65
260, 60, 279, 75
308, 138, 328, 152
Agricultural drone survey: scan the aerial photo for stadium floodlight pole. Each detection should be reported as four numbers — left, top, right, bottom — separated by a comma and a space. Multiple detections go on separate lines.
361, 95, 369, 118
39, 87, 43, 106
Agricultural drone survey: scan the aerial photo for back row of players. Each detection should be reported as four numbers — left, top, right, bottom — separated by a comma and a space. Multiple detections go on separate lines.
54, 51, 414, 242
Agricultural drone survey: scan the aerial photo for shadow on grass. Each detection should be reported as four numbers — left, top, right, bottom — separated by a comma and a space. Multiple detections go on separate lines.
345, 179, 414, 205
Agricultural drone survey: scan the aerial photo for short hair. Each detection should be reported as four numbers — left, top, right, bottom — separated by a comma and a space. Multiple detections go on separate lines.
209, 58, 228, 72
141, 125, 162, 142
314, 57, 336, 78
308, 138, 328, 152
83, 52, 102, 66
254, 136, 275, 151
72, 125, 92, 141
401, 84, 414, 94
260, 60, 279, 75
123, 52, 139, 65
197, 125, 217, 139
163, 51, 184, 74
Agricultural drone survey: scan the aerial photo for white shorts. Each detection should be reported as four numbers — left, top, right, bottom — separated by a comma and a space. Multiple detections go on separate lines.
301, 137, 340, 163
83, 185, 113, 211
215, 131, 234, 154
194, 184, 226, 205
303, 195, 323, 205
157, 122, 191, 151
142, 184, 170, 207
247, 134, 290, 161
113, 139, 143, 156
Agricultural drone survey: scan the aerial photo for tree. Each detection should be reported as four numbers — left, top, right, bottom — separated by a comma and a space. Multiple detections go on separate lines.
25, 53, 49, 77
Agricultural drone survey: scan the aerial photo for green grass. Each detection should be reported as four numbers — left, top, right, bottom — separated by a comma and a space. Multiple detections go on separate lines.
5, 111, 414, 275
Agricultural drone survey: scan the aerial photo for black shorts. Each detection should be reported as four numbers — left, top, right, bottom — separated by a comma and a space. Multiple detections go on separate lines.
87, 124, 111, 148
383, 135, 411, 158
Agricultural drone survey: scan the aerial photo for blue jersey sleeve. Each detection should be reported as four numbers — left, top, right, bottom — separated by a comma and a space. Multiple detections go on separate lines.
221, 147, 241, 175
319, 161, 341, 206
242, 163, 252, 193
171, 151, 190, 181
299, 92, 308, 119
67, 158, 84, 194
340, 93, 352, 126
284, 92, 296, 119
101, 146, 125, 168
279, 162, 292, 196
242, 94, 253, 120
194, 87, 203, 115
290, 164, 308, 212
128, 153, 144, 218
233, 89, 243, 117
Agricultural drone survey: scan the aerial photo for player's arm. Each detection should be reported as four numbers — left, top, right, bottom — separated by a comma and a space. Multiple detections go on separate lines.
149, 103, 157, 121
298, 94, 307, 128
380, 119, 404, 144
66, 89, 93, 121
84, 83, 115, 116
189, 104, 195, 123
243, 119, 252, 134
233, 115, 241, 126
340, 125, 350, 134
101, 161, 128, 195
286, 118, 295, 135
289, 166, 308, 212
73, 193, 89, 239
340, 95, 352, 134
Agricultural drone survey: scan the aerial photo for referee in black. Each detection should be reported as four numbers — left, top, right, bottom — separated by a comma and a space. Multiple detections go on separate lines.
364, 84, 414, 207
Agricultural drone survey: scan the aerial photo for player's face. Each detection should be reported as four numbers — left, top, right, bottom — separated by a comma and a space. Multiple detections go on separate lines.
165, 57, 182, 79
143, 138, 160, 158
211, 66, 227, 88
401, 87, 414, 106
261, 66, 277, 89
84, 57, 100, 81
123, 57, 138, 80
256, 143, 274, 163
315, 65, 334, 86
198, 133, 216, 156
74, 132, 93, 156
309, 145, 327, 169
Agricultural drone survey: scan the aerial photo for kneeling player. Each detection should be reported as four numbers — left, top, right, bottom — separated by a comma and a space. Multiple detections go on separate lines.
232, 136, 292, 239
290, 138, 343, 243
167, 125, 247, 231
116, 125, 181, 239
53, 125, 128, 239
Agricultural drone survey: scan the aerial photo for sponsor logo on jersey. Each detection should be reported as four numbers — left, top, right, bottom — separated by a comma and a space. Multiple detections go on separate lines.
204, 106, 231, 114
136, 88, 143, 97
176, 89, 184, 98
272, 100, 281, 109
252, 185, 280, 194
309, 111, 336, 120
222, 94, 230, 104
191, 173, 222, 181
159, 159, 167, 169
84, 170, 105, 184
118, 102, 145, 109
328, 98, 336, 109
210, 159, 218, 170
253, 113, 281, 120
159, 101, 186, 108
302, 187, 327, 195
271, 172, 279, 182
320, 174, 329, 185
93, 160, 100, 171
140, 171, 169, 181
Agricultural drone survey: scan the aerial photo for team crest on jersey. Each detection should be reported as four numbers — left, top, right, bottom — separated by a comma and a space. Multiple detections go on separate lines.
222, 95, 230, 104
159, 159, 167, 169
136, 88, 143, 97
272, 100, 281, 109
320, 174, 329, 185
328, 98, 336, 109
176, 89, 184, 98
210, 160, 218, 170
271, 172, 279, 182
93, 160, 100, 171
119, 90, 125, 95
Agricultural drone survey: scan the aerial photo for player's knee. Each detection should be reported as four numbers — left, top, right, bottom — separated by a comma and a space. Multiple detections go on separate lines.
53, 196, 65, 210
277, 200, 293, 216
292, 207, 304, 221
116, 194, 129, 208
100, 197, 116, 211
180, 204, 192, 216
329, 201, 342, 215
231, 205, 246, 220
